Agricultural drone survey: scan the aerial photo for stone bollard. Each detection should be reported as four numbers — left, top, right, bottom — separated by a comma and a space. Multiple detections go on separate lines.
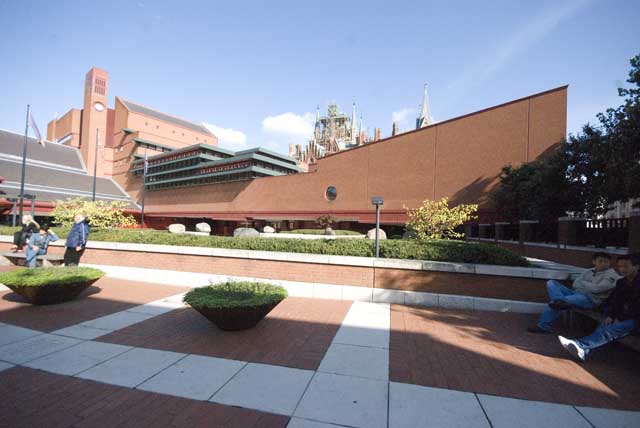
519, 220, 539, 243
558, 217, 581, 246
629, 210, 640, 253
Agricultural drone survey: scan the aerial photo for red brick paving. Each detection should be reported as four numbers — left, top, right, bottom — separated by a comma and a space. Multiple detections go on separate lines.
390, 304, 640, 410
0, 366, 289, 428
98, 297, 352, 370
0, 276, 186, 332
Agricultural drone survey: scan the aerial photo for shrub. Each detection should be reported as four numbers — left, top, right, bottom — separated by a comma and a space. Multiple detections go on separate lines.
183, 282, 288, 309
315, 215, 337, 229
0, 267, 104, 287
288, 229, 361, 236
52, 197, 137, 229
405, 197, 478, 241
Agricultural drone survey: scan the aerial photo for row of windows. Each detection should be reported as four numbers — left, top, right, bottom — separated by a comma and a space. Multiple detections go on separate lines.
142, 122, 208, 143
147, 172, 256, 191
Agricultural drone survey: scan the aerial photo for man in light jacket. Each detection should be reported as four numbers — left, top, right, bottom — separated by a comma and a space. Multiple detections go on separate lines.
64, 214, 90, 266
527, 252, 620, 333
25, 225, 58, 268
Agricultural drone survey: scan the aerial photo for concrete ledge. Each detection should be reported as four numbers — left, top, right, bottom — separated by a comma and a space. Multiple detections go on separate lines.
475, 237, 628, 255
0, 234, 574, 280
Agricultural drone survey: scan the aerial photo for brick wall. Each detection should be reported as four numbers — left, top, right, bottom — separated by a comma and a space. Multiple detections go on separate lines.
2, 242, 549, 302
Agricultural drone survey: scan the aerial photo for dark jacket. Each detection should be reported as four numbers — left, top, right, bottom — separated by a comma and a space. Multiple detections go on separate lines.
65, 221, 90, 248
13, 222, 38, 246
602, 274, 640, 324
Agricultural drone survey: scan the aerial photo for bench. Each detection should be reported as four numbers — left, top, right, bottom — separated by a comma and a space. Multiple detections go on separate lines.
568, 308, 640, 353
0, 252, 64, 268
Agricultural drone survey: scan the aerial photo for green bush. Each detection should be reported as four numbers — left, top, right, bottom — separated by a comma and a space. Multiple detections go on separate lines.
288, 229, 361, 235
0, 227, 528, 266
0, 267, 104, 287
184, 282, 288, 309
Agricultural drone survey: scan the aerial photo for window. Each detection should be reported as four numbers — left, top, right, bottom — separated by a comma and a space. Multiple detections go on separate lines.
325, 186, 337, 201
145, 122, 149, 126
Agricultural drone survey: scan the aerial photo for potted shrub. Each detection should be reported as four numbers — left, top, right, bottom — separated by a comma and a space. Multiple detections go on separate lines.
183, 282, 288, 331
0, 267, 105, 305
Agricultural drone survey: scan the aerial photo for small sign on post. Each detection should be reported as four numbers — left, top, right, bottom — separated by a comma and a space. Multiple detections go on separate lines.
371, 196, 384, 258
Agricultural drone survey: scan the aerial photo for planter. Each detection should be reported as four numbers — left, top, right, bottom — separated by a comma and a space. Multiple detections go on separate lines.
0, 267, 105, 305
184, 282, 288, 331
5, 279, 100, 305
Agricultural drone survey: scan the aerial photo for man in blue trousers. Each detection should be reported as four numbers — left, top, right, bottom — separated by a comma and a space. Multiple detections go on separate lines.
64, 214, 90, 266
559, 253, 640, 361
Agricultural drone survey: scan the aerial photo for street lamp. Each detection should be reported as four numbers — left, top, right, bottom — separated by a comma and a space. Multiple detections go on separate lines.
371, 196, 384, 258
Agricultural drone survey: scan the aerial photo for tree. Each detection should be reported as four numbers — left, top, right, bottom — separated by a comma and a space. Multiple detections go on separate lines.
405, 197, 478, 241
52, 198, 137, 229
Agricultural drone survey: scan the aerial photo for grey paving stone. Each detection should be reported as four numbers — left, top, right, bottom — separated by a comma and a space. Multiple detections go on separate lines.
294, 372, 388, 428
318, 343, 388, 381
478, 394, 591, 428
51, 325, 111, 340
390, 382, 489, 428
0, 334, 82, 364
0, 324, 42, 347
332, 324, 389, 349
211, 362, 314, 416
79, 311, 154, 332
287, 418, 344, 428
76, 347, 185, 388
138, 354, 246, 400
24, 341, 132, 376
576, 406, 640, 428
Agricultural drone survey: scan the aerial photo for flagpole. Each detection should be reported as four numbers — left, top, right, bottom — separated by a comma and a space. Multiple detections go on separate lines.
141, 151, 147, 228
18, 104, 30, 219
92, 128, 99, 201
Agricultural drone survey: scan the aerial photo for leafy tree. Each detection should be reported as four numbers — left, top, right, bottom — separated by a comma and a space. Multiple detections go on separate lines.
405, 197, 478, 240
52, 198, 137, 229
315, 215, 337, 229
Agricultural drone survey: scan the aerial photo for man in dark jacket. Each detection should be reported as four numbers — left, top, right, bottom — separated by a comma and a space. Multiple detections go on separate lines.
558, 253, 640, 361
64, 214, 90, 266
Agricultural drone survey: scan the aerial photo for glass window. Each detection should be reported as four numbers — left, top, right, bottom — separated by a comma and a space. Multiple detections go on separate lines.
325, 186, 337, 201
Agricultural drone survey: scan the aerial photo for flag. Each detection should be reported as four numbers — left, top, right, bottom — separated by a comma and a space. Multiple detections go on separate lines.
28, 112, 45, 147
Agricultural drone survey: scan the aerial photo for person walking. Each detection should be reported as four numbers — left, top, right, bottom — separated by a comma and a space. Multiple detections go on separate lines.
25, 225, 58, 268
64, 214, 90, 266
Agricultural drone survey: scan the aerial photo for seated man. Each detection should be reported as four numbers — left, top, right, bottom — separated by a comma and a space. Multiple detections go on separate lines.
527, 252, 619, 333
559, 253, 640, 361
25, 225, 59, 268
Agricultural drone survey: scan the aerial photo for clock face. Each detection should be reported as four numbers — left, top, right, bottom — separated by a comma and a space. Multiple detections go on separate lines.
94, 102, 105, 112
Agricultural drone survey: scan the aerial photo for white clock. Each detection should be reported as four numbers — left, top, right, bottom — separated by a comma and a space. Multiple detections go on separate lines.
94, 102, 105, 112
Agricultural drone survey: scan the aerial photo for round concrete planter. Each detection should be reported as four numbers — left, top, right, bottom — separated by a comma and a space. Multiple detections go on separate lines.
5, 279, 100, 305
191, 301, 283, 331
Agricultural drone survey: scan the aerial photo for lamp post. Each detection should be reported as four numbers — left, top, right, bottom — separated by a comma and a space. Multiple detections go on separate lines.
18, 104, 30, 219
371, 196, 384, 258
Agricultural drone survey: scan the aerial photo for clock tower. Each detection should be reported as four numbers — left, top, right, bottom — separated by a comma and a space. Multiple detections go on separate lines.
80, 67, 109, 178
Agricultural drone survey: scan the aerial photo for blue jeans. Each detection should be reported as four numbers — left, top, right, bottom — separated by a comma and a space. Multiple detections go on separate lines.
576, 319, 637, 355
25, 247, 46, 268
537, 280, 597, 331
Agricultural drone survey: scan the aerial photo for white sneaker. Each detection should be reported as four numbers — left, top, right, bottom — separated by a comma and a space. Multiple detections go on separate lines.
558, 336, 587, 361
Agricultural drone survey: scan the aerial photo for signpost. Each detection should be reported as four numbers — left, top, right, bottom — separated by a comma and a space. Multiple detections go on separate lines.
371, 196, 384, 258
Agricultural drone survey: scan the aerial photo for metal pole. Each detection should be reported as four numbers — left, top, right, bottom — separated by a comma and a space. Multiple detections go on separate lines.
11, 199, 17, 227
19, 104, 30, 219
140, 175, 146, 229
92, 128, 99, 201
30, 197, 35, 217
375, 204, 380, 258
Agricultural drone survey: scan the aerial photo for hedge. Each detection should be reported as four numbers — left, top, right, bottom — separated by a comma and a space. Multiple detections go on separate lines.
0, 227, 528, 266
183, 282, 288, 309
288, 229, 362, 236
0, 267, 104, 287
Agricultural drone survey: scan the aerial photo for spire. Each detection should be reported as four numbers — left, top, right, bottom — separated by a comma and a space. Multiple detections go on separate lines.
316, 105, 321, 123
351, 101, 357, 142
416, 83, 433, 129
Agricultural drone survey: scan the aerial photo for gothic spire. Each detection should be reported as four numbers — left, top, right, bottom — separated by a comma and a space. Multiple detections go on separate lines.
416, 83, 433, 129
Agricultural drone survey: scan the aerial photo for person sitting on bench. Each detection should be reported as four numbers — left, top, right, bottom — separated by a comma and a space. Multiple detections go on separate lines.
10, 215, 39, 253
527, 252, 620, 334
25, 225, 59, 268
558, 253, 640, 361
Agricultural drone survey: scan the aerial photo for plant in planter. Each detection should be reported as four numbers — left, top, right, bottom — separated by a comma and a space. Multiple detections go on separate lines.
0, 267, 105, 305
316, 214, 337, 236
183, 282, 288, 331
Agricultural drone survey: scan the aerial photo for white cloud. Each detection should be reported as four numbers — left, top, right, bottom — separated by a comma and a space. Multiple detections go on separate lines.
203, 123, 247, 149
262, 112, 315, 139
392, 108, 415, 125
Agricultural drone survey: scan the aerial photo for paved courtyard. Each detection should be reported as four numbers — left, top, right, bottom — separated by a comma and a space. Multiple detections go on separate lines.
1, 266, 639, 427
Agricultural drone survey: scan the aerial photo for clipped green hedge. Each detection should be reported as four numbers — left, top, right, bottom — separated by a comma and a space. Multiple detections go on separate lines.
0, 267, 104, 287
288, 229, 362, 236
0, 227, 528, 266
184, 282, 288, 309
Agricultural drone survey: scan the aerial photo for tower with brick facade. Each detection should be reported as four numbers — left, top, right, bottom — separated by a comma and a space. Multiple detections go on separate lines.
80, 67, 109, 177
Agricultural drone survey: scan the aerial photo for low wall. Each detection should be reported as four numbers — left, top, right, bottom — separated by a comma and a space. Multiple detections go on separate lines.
0, 237, 575, 304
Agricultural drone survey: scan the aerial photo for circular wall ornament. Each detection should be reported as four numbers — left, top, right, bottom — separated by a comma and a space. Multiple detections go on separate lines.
93, 102, 105, 112
325, 186, 337, 201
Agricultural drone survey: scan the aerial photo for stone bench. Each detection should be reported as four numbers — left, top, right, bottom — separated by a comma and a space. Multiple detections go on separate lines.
569, 308, 640, 352
0, 252, 64, 267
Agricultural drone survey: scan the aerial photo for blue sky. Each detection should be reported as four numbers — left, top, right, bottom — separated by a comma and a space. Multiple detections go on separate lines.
0, 0, 638, 154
